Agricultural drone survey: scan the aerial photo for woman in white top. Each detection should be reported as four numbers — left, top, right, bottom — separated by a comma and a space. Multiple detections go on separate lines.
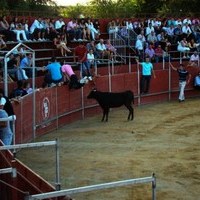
177, 38, 190, 58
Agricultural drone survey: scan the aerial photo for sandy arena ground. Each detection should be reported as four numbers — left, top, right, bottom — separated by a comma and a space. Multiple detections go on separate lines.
18, 98, 200, 200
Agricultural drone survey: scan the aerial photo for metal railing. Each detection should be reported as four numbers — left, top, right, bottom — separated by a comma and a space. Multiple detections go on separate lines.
27, 173, 156, 200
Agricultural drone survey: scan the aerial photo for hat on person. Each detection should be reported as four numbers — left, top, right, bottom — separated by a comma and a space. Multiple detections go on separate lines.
0, 97, 6, 106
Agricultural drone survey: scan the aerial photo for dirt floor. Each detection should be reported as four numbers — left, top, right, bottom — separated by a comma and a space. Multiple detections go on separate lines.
18, 98, 200, 200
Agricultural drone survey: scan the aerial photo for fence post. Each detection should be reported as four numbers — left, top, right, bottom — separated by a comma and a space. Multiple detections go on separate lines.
152, 173, 156, 200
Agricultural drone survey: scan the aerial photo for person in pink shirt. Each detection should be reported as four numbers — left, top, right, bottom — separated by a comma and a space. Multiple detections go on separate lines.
61, 64, 85, 89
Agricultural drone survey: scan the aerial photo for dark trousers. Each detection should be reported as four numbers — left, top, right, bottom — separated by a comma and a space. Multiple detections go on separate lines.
140, 75, 151, 93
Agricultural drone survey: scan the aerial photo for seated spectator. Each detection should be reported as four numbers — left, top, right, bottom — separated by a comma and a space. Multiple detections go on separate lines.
86, 40, 98, 58
147, 31, 158, 46
29, 17, 45, 41
43, 57, 63, 86
66, 18, 82, 41
145, 43, 156, 62
105, 39, 117, 61
78, 18, 88, 41
48, 18, 58, 41
145, 22, 155, 37
53, 34, 71, 57
93, 19, 100, 39
74, 42, 92, 79
182, 22, 192, 40
23, 81, 33, 94
188, 38, 200, 52
85, 18, 99, 41
154, 45, 169, 63
194, 72, 200, 89
187, 51, 199, 67
20, 53, 34, 78
0, 102, 13, 145
7, 53, 28, 81
0, 15, 16, 41
0, 34, 7, 50
157, 31, 171, 52
61, 64, 85, 89
10, 80, 28, 98
21, 18, 31, 40
10, 17, 28, 42
107, 20, 119, 39
55, 17, 65, 33
96, 39, 110, 60
173, 24, 183, 43
177, 38, 190, 58
166, 25, 175, 43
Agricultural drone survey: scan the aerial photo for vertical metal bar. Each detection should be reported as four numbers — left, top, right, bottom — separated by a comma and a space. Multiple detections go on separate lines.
55, 139, 61, 191
81, 86, 84, 119
12, 115, 16, 156
137, 63, 141, 105
32, 51, 36, 140
4, 57, 8, 96
169, 55, 171, 101
152, 173, 156, 200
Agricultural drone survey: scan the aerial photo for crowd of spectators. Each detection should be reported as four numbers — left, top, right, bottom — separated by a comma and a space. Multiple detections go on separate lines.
106, 17, 200, 61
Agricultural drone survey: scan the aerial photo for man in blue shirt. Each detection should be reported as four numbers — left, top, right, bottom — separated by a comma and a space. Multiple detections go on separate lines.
43, 57, 63, 86
136, 56, 156, 94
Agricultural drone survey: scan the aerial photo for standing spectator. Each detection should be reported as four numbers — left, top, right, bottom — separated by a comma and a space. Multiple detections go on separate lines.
169, 63, 191, 102
135, 35, 144, 61
74, 42, 92, 79
43, 57, 63, 86
136, 56, 156, 94
87, 49, 95, 69
0, 102, 13, 145
61, 64, 85, 89
0, 89, 15, 132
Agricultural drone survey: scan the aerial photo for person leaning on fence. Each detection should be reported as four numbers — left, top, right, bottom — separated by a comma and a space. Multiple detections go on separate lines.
135, 56, 156, 95
61, 64, 85, 89
169, 63, 191, 102
43, 57, 63, 87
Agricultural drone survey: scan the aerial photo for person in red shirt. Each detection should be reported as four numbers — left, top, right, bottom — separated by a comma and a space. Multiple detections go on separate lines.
74, 41, 92, 80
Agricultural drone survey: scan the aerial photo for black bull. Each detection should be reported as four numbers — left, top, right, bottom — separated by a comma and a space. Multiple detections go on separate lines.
87, 90, 134, 122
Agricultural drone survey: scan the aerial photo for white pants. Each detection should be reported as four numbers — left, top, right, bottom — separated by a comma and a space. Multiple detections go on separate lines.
13, 30, 28, 41
179, 81, 186, 101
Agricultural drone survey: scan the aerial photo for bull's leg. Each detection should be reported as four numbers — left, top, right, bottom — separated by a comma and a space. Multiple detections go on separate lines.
126, 105, 134, 120
102, 109, 106, 122
102, 108, 109, 122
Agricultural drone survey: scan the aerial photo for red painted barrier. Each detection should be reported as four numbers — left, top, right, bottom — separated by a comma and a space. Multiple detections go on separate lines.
1, 62, 200, 200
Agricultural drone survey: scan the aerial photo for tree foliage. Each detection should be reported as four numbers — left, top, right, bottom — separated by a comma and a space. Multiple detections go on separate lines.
0, 0, 199, 18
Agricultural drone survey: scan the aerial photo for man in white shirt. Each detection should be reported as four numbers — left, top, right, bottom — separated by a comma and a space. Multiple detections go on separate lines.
55, 18, 65, 33
29, 17, 45, 41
